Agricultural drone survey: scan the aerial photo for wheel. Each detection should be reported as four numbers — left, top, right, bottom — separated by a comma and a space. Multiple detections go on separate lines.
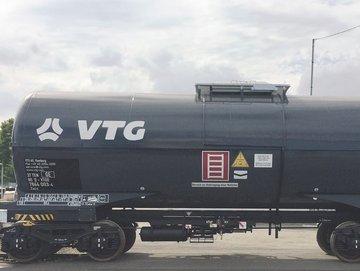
123, 228, 136, 253
330, 221, 360, 263
317, 223, 336, 255
7, 235, 47, 263
86, 220, 126, 262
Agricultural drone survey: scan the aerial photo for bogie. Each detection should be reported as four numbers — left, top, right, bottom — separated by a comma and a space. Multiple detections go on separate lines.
1, 227, 48, 263
82, 220, 126, 262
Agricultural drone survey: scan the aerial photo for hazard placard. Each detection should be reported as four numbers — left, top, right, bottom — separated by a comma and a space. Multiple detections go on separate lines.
231, 152, 249, 168
202, 151, 229, 181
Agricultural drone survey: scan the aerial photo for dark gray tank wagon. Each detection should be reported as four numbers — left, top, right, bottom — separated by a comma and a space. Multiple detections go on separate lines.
1, 83, 360, 263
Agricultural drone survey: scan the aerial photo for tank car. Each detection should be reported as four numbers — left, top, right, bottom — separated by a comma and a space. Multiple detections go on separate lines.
1, 82, 360, 263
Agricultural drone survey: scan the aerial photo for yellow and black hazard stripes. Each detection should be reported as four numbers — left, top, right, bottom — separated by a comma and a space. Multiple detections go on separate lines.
14, 213, 54, 221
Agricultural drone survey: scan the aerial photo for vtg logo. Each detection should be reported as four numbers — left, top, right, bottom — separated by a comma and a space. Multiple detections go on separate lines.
36, 118, 64, 141
36, 118, 146, 142
78, 120, 145, 141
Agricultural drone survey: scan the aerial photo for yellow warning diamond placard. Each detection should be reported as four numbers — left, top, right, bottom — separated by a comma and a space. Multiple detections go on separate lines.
232, 152, 249, 168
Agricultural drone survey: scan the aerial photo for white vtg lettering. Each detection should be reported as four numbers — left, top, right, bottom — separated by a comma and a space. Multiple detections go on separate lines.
78, 120, 146, 141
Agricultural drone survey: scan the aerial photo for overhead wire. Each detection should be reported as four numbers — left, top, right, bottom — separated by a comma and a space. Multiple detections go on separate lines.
315, 24, 360, 40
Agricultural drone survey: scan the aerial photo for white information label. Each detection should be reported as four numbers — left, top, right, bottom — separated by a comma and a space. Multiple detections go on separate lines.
239, 221, 247, 230
16, 193, 110, 206
234, 170, 248, 180
192, 182, 238, 188
254, 154, 273, 168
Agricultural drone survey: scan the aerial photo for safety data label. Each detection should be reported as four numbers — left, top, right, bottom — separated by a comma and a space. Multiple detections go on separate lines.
192, 182, 238, 188
24, 158, 81, 191
17, 193, 109, 206
254, 154, 273, 168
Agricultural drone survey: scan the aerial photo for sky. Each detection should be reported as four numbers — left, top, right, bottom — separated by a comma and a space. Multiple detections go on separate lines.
0, 0, 360, 122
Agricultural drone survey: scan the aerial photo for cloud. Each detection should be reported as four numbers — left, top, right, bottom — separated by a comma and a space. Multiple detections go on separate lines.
0, 47, 29, 66
0, 90, 21, 121
0, 43, 69, 72
297, 61, 360, 96
321, 0, 354, 6
138, 49, 243, 92
26, 0, 193, 31
91, 49, 122, 67
1, 0, 360, 121
88, 66, 153, 92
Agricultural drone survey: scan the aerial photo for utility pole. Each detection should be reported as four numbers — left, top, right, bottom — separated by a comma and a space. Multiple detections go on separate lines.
310, 39, 315, 96
0, 163, 3, 187
310, 24, 360, 96
0, 163, 3, 198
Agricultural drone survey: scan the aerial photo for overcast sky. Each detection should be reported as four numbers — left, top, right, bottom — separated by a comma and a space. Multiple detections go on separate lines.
1, 0, 360, 122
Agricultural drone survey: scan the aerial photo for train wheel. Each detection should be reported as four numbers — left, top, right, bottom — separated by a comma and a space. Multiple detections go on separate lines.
316, 223, 336, 255
7, 235, 47, 263
330, 221, 360, 263
124, 228, 136, 253
87, 220, 126, 262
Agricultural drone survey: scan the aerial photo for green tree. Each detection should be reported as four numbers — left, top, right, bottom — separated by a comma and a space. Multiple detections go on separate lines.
0, 118, 15, 185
